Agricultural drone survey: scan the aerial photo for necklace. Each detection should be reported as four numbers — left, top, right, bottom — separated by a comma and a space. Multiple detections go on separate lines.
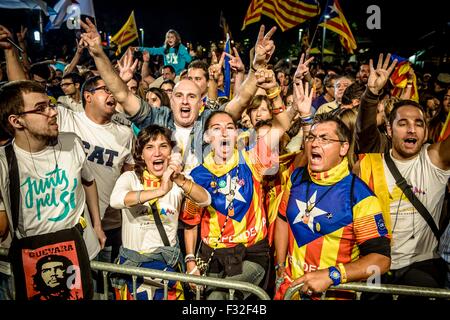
304, 179, 336, 217
22, 135, 60, 179
211, 164, 240, 217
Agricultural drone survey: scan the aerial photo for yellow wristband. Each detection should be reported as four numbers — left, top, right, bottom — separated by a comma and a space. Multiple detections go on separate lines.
337, 263, 347, 284
267, 87, 281, 100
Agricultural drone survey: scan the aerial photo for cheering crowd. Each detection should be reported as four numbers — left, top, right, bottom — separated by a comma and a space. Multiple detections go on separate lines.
0, 17, 449, 301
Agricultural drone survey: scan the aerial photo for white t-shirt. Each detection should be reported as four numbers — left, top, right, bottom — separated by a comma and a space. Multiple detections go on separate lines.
11, 133, 100, 259
173, 123, 199, 174
384, 144, 450, 270
57, 107, 134, 230
110, 171, 184, 253
57, 95, 84, 113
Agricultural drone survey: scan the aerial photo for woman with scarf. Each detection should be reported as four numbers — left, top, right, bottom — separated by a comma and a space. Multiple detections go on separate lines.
181, 69, 305, 299
110, 124, 210, 300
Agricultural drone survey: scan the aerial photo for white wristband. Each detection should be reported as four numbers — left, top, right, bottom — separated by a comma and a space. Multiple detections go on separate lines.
188, 266, 198, 275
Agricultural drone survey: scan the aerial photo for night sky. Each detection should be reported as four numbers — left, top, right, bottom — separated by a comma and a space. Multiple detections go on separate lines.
0, 0, 449, 63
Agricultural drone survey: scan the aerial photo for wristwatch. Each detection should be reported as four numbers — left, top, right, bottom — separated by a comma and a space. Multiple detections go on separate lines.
328, 266, 341, 286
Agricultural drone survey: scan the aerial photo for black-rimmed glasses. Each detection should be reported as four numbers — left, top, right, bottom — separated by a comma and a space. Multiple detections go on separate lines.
305, 134, 347, 145
17, 103, 57, 116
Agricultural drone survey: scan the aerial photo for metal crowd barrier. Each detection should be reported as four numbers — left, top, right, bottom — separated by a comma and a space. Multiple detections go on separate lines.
0, 248, 270, 300
284, 282, 450, 300
91, 260, 270, 300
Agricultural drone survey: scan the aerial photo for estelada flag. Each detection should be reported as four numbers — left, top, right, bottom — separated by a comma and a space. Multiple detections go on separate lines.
319, 0, 357, 54
110, 10, 138, 55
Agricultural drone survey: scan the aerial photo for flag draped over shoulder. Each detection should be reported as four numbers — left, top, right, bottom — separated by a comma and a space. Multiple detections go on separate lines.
390, 54, 419, 103
242, 0, 320, 32
319, 0, 356, 54
223, 34, 231, 99
110, 10, 139, 55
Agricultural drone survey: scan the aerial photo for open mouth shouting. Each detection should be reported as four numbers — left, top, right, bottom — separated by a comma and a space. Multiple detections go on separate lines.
105, 97, 117, 109
403, 137, 418, 149
310, 151, 323, 166
180, 106, 192, 118
151, 159, 166, 173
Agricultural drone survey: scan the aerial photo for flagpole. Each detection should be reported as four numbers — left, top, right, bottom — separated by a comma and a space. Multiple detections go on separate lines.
321, 15, 329, 63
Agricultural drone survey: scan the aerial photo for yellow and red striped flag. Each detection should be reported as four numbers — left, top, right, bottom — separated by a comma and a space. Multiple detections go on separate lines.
110, 11, 139, 55
319, 0, 356, 54
438, 111, 450, 142
242, 0, 320, 32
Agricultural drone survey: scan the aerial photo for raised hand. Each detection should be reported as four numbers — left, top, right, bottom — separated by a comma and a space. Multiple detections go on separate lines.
368, 53, 398, 95
224, 47, 245, 73
79, 18, 103, 57
255, 68, 277, 91
117, 48, 138, 83
142, 50, 150, 63
294, 52, 314, 84
168, 152, 184, 183
160, 165, 174, 196
293, 80, 314, 116
0, 25, 13, 50
208, 51, 224, 81
253, 25, 277, 70
16, 25, 27, 44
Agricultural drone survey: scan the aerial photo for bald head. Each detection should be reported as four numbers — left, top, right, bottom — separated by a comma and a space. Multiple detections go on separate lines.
170, 79, 203, 127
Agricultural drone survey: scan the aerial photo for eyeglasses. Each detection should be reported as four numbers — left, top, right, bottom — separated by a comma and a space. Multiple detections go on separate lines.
305, 134, 347, 145
60, 82, 74, 88
163, 89, 173, 94
17, 102, 57, 116
88, 85, 112, 95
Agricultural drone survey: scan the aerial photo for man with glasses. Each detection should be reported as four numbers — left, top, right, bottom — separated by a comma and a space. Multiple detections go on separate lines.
316, 75, 355, 115
58, 72, 84, 112
56, 75, 135, 268
0, 80, 105, 299
274, 112, 391, 300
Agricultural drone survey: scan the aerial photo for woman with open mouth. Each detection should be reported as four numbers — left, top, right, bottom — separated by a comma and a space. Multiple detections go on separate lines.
180, 68, 304, 300
110, 124, 210, 300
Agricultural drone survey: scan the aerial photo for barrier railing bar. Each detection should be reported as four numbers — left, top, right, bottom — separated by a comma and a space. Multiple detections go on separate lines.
102, 271, 109, 300
284, 282, 450, 300
90, 260, 270, 300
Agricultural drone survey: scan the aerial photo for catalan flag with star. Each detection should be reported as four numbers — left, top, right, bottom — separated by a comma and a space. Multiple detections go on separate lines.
275, 163, 389, 299
319, 0, 357, 54
181, 139, 277, 249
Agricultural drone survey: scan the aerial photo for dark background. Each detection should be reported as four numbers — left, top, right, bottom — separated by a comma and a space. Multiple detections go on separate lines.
0, 0, 449, 72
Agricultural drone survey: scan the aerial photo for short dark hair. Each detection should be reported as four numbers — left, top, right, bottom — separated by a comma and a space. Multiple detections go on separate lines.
204, 110, 236, 131
160, 79, 175, 89
0, 80, 46, 135
312, 112, 352, 144
134, 125, 176, 183
188, 60, 209, 81
323, 74, 339, 88
81, 75, 102, 106
388, 100, 425, 127
62, 72, 84, 86
162, 65, 176, 74
341, 82, 366, 105
30, 63, 51, 81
